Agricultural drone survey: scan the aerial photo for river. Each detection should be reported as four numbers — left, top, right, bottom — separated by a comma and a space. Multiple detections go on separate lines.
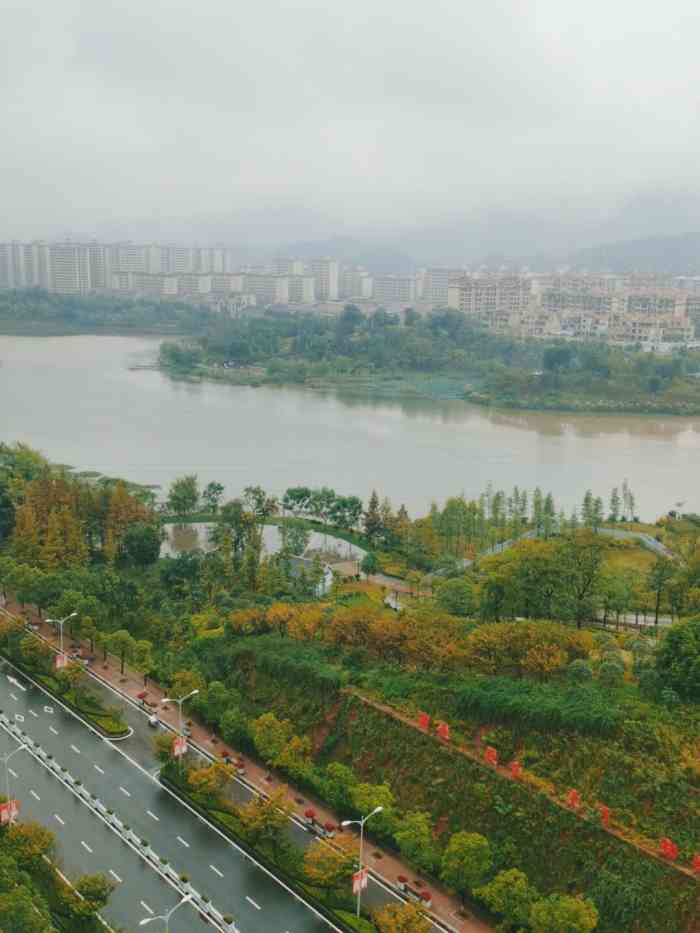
1, 334, 698, 519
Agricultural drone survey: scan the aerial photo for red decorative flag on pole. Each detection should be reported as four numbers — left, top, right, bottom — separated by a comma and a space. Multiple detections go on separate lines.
436, 722, 450, 742
55, 654, 68, 670
417, 712, 430, 732
352, 869, 368, 894
484, 746, 498, 767
692, 854, 700, 876
0, 800, 20, 825
659, 838, 678, 861
509, 760, 522, 779
172, 735, 188, 758
566, 789, 581, 810
598, 805, 610, 828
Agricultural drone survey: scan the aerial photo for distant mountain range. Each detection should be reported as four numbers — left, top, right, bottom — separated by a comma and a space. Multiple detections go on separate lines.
570, 232, 700, 275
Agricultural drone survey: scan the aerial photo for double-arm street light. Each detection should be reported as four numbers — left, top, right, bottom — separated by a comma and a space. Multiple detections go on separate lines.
161, 689, 199, 737
139, 894, 192, 932
341, 805, 383, 918
45, 611, 78, 658
1, 743, 27, 823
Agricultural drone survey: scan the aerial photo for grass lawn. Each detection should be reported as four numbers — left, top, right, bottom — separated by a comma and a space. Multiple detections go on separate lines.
604, 544, 656, 575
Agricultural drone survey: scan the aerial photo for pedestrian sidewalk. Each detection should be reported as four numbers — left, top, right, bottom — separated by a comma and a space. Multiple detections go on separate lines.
7, 599, 490, 933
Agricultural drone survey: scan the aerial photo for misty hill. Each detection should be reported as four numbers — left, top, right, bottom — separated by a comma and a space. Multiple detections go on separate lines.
571, 232, 700, 274
274, 237, 415, 274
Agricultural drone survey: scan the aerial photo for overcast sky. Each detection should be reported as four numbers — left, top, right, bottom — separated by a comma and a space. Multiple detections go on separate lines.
3, 0, 700, 242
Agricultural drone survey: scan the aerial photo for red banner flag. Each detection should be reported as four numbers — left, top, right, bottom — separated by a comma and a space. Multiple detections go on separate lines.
566, 789, 581, 810
692, 854, 700, 875
436, 722, 450, 742
509, 760, 522, 779
352, 868, 368, 894
0, 800, 19, 825
484, 746, 498, 767
55, 654, 68, 670
659, 837, 678, 861
172, 735, 188, 758
598, 805, 610, 828
417, 712, 430, 732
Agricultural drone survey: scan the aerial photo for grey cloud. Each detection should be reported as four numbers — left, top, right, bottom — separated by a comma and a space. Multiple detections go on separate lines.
3, 0, 700, 251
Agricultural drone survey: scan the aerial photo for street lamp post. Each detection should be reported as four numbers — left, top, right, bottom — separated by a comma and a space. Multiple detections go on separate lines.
341, 805, 383, 919
161, 689, 199, 737
1, 743, 27, 824
139, 894, 192, 932
45, 611, 78, 658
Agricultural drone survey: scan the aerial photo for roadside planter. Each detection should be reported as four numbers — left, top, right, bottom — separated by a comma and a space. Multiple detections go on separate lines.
396, 875, 408, 892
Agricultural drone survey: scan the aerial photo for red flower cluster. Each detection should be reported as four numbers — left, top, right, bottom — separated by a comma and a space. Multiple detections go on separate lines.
598, 804, 610, 828
566, 789, 581, 810
509, 760, 522, 779
484, 746, 498, 767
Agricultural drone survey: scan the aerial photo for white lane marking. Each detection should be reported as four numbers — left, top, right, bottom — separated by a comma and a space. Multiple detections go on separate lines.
246, 896, 261, 910
29, 710, 38, 718
177, 835, 189, 848
80, 841, 93, 854
14, 713, 24, 723
70, 744, 81, 755
147, 810, 159, 821
8, 767, 17, 778
119, 786, 130, 797
93, 763, 104, 775
30, 790, 40, 801
109, 870, 122, 884
49, 726, 58, 735
210, 864, 223, 878
9, 692, 17, 701
140, 901, 154, 915
54, 814, 64, 825
43, 706, 53, 714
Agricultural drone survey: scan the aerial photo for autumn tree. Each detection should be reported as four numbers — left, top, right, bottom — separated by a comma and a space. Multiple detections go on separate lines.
250, 712, 294, 765
9, 502, 41, 564
75, 873, 116, 911
303, 835, 357, 889
373, 902, 431, 933
237, 786, 291, 852
187, 762, 232, 803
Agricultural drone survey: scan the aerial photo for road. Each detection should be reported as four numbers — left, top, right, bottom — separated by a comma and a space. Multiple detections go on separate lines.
0, 659, 406, 933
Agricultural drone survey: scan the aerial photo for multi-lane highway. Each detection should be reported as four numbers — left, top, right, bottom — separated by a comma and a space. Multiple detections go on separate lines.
0, 658, 405, 932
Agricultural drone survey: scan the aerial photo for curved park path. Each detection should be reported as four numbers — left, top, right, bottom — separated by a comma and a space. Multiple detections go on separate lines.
5, 598, 490, 933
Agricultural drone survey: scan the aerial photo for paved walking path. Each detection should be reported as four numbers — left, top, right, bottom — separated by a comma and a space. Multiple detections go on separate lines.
6, 599, 491, 933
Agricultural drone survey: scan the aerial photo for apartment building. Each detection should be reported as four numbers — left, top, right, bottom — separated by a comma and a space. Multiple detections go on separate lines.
244, 273, 290, 305
447, 275, 532, 314
287, 274, 315, 304
310, 258, 339, 300
373, 274, 416, 307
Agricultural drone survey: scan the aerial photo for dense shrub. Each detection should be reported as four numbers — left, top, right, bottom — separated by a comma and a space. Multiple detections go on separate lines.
456, 677, 622, 735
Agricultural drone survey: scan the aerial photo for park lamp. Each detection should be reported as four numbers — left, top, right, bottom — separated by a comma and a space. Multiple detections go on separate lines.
139, 893, 192, 927
341, 805, 383, 828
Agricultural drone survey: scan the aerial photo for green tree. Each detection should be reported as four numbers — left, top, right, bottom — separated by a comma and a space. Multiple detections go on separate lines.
394, 810, 438, 873
250, 712, 294, 764
106, 629, 136, 675
529, 894, 598, 933
122, 522, 162, 566
75, 873, 116, 911
655, 616, 700, 700
476, 868, 539, 931
0, 886, 52, 933
648, 557, 676, 625
440, 832, 492, 898
435, 577, 477, 616
360, 552, 379, 579
363, 490, 383, 543
202, 481, 225, 513
166, 475, 200, 515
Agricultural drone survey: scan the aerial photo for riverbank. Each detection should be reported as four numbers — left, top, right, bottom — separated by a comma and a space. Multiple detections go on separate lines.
160, 359, 700, 415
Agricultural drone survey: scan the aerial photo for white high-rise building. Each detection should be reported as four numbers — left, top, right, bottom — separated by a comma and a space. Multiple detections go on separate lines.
49, 243, 91, 293
311, 258, 339, 300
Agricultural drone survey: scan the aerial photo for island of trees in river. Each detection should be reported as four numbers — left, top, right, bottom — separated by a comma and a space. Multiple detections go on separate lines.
2, 441, 700, 933
3, 288, 700, 414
